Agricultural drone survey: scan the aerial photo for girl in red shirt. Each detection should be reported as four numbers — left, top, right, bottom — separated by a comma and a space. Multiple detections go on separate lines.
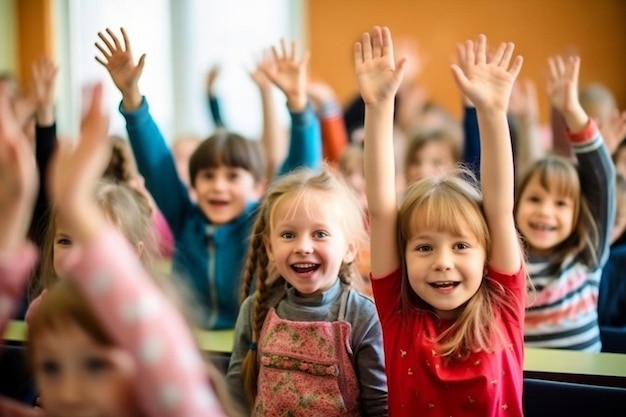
355, 27, 527, 416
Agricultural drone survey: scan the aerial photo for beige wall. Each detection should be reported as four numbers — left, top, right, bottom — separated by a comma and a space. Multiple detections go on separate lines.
0, 0, 17, 74
308, 0, 626, 122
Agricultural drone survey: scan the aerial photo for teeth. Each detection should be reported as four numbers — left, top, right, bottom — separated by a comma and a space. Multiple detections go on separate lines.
431, 281, 458, 288
294, 263, 315, 268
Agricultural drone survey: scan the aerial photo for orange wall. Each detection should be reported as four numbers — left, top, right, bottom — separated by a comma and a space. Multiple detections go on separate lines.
308, 0, 626, 121
16, 0, 53, 87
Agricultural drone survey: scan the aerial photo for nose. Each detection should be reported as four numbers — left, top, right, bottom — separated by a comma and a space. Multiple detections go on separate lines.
432, 248, 453, 271
294, 236, 314, 255
57, 371, 83, 404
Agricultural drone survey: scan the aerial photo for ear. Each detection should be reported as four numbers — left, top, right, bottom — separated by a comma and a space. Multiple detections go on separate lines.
264, 235, 274, 261
343, 241, 358, 264
135, 241, 145, 258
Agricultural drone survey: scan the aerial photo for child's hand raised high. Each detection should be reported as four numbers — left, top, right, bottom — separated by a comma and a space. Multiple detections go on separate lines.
49, 83, 110, 244
451, 35, 523, 113
354, 26, 406, 107
95, 28, 145, 111
261, 39, 310, 112
545, 55, 588, 132
0, 85, 38, 251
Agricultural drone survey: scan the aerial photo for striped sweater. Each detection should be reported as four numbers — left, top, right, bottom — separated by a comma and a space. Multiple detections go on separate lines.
524, 123, 615, 352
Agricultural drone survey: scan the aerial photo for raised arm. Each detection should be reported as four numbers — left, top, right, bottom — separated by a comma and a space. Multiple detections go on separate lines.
206, 64, 226, 129
96, 28, 193, 235
261, 39, 322, 174
48, 83, 227, 417
546, 55, 616, 267
252, 49, 287, 179
308, 80, 349, 165
451, 35, 523, 274
356, 26, 406, 277
0, 82, 39, 333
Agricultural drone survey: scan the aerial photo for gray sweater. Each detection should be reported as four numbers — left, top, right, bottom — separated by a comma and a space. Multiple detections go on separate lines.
226, 279, 388, 416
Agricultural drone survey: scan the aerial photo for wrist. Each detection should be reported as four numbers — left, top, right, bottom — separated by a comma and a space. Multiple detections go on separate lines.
562, 105, 589, 133
122, 90, 142, 111
36, 106, 55, 126
286, 93, 307, 112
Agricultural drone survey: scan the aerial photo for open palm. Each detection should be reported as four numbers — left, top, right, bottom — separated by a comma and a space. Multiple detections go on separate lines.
95, 28, 145, 96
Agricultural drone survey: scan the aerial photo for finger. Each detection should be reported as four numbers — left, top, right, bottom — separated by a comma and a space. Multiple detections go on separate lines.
568, 55, 580, 86
95, 43, 112, 60
290, 40, 297, 62
395, 57, 407, 81
500, 42, 515, 69
97, 31, 115, 53
361, 32, 372, 61
136, 54, 147, 77
555, 55, 566, 78
451, 64, 470, 92
475, 34, 487, 65
490, 42, 506, 65
353, 42, 363, 66
547, 57, 558, 83
371, 26, 383, 58
508, 55, 524, 80
381, 26, 395, 62
271, 45, 280, 64
120, 27, 132, 54
280, 38, 288, 59
106, 28, 122, 51
465, 40, 475, 68
299, 50, 311, 68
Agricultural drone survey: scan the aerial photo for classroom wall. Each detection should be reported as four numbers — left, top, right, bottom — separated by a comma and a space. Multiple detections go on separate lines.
307, 0, 626, 121
0, 0, 17, 74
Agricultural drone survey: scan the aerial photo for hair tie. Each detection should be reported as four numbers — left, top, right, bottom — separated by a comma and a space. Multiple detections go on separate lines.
249, 342, 258, 351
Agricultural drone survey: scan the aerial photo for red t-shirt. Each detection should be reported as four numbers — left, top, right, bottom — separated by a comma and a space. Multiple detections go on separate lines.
372, 267, 525, 417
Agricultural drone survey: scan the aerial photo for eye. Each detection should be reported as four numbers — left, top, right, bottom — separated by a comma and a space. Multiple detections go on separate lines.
84, 357, 111, 374
313, 231, 329, 239
39, 359, 61, 376
556, 200, 569, 207
56, 238, 72, 246
527, 195, 540, 203
227, 171, 240, 181
280, 232, 295, 239
415, 245, 432, 252
454, 242, 470, 250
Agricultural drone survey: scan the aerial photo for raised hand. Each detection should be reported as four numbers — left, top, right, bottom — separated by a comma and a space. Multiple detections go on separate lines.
31, 57, 58, 125
206, 64, 220, 96
49, 83, 110, 235
354, 26, 406, 107
509, 79, 539, 122
261, 39, 310, 112
0, 84, 38, 250
451, 34, 523, 112
95, 27, 145, 110
250, 49, 275, 91
545, 55, 587, 131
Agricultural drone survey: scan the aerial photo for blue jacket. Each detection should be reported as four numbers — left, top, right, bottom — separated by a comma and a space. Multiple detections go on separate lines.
121, 98, 321, 329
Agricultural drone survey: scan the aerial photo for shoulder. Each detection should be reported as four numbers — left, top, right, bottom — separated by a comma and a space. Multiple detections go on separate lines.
345, 288, 378, 319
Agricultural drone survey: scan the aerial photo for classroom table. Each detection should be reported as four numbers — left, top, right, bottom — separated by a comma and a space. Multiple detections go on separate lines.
5, 320, 626, 387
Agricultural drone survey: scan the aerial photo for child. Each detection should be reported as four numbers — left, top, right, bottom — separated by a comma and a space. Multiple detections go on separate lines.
0, 83, 231, 416
226, 167, 388, 416
516, 56, 615, 352
96, 28, 321, 329
403, 129, 461, 187
358, 27, 525, 416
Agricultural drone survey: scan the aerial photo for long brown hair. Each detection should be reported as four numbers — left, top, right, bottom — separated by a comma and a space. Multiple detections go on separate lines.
515, 156, 599, 269
398, 170, 524, 359
239, 166, 367, 404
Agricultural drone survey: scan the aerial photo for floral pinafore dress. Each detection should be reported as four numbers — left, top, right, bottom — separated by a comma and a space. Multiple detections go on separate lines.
252, 288, 360, 416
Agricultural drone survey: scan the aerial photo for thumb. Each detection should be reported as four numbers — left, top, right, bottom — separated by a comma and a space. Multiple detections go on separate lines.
450, 64, 470, 91
395, 57, 407, 81
136, 54, 147, 77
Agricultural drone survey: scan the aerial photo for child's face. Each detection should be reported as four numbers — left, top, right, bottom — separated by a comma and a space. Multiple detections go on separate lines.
265, 190, 356, 297
515, 174, 575, 255
33, 321, 140, 417
405, 142, 456, 186
614, 148, 626, 179
193, 165, 263, 225
404, 224, 486, 319
53, 218, 80, 279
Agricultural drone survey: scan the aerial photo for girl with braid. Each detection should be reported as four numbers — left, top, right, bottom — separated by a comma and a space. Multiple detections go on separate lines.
226, 166, 388, 416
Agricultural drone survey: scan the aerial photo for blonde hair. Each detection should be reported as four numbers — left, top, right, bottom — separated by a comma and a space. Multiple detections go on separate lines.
398, 169, 523, 359
515, 156, 599, 269
34, 179, 158, 297
239, 166, 367, 404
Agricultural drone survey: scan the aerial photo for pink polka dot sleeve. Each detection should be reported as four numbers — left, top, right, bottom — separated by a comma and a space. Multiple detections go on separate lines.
67, 227, 227, 417
0, 244, 37, 336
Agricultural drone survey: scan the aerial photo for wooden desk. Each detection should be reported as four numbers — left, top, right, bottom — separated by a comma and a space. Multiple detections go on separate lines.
5, 320, 626, 386
4, 320, 234, 354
